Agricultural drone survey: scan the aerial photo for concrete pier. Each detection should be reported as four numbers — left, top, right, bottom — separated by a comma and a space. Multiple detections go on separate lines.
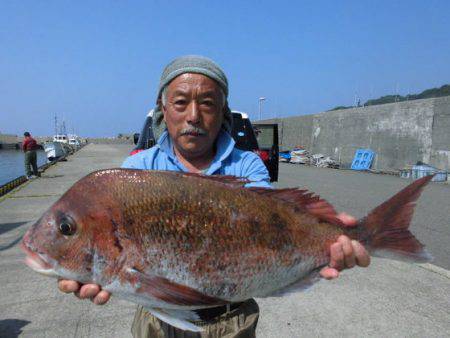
0, 144, 136, 337
0, 144, 449, 337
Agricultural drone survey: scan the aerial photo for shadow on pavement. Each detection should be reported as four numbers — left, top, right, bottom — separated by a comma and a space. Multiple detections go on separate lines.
0, 222, 27, 236
0, 236, 24, 251
0, 319, 31, 338
0, 222, 27, 251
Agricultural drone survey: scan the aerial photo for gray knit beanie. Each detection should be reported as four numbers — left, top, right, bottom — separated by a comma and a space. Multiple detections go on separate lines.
152, 55, 232, 139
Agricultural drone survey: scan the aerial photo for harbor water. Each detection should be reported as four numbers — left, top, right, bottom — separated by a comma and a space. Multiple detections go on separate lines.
0, 149, 47, 186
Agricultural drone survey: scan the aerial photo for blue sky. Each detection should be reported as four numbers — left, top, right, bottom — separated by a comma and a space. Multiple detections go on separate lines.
1, 0, 449, 137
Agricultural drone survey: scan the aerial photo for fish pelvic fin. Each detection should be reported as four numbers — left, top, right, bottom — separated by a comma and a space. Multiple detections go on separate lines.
348, 175, 433, 262
127, 268, 226, 307
146, 308, 203, 332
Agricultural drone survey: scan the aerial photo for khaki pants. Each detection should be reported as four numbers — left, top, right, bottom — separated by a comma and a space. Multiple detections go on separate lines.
131, 299, 259, 338
24, 150, 38, 177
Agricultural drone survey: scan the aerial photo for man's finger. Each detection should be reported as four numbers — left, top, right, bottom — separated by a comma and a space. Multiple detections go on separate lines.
352, 240, 371, 267
58, 279, 80, 293
338, 235, 356, 269
337, 212, 358, 227
319, 266, 339, 279
329, 242, 345, 270
92, 290, 111, 305
79, 284, 101, 299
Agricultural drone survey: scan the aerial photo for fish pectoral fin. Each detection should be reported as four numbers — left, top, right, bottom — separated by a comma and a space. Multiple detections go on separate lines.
127, 267, 225, 307
146, 307, 203, 332
265, 269, 322, 298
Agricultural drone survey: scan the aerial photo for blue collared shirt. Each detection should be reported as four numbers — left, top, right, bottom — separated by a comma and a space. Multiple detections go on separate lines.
121, 130, 271, 188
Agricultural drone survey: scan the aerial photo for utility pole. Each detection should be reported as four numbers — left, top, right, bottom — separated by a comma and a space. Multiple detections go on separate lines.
258, 97, 266, 121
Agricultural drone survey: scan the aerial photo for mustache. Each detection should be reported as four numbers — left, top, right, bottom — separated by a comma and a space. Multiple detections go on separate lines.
180, 127, 207, 136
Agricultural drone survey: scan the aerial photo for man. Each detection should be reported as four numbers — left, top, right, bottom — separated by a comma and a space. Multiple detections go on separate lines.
22, 131, 39, 179
58, 55, 370, 337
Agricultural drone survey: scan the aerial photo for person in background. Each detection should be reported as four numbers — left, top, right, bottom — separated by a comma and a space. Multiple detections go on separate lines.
22, 131, 39, 179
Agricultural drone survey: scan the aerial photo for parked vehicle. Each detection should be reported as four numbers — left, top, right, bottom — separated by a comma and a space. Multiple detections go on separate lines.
230, 111, 278, 182
252, 123, 279, 182
130, 110, 156, 156
130, 110, 279, 181
229, 111, 258, 151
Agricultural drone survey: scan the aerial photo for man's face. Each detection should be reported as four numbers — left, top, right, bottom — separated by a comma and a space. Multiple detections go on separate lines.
162, 73, 224, 159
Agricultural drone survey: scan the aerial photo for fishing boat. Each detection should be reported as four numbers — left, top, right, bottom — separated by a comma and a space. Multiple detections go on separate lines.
53, 134, 68, 143
68, 134, 81, 149
44, 116, 80, 161
43, 141, 66, 161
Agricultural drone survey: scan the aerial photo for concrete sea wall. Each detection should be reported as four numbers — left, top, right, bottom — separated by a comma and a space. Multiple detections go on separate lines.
0, 134, 53, 149
0, 134, 133, 148
262, 96, 450, 171
0, 133, 19, 149
0, 133, 18, 144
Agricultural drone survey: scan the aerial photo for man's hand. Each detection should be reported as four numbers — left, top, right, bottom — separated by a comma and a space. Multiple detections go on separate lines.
58, 280, 111, 305
319, 213, 370, 279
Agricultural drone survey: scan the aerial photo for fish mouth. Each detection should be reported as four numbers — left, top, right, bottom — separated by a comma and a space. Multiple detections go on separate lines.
21, 240, 57, 277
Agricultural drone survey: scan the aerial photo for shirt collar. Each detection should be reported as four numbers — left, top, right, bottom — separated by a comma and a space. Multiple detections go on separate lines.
157, 129, 236, 174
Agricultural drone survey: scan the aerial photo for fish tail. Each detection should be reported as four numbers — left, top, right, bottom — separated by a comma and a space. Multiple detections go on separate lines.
347, 175, 433, 262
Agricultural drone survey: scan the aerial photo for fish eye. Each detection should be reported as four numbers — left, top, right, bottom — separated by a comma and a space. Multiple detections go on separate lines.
59, 219, 77, 236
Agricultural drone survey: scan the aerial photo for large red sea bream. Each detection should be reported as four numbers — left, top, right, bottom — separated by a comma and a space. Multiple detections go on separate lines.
22, 169, 432, 331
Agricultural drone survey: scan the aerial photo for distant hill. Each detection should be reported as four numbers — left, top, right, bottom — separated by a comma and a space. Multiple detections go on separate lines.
329, 84, 450, 111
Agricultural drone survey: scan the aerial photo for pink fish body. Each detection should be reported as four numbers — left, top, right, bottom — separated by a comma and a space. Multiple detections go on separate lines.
22, 169, 432, 331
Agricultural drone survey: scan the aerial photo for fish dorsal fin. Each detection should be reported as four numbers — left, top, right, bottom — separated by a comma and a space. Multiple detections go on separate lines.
128, 268, 226, 306
248, 187, 344, 226
173, 172, 249, 188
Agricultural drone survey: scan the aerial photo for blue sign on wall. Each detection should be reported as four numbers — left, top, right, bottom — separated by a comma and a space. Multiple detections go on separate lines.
351, 149, 375, 170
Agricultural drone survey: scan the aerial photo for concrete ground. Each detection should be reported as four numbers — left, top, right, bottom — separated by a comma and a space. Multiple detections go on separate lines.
0, 145, 449, 337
